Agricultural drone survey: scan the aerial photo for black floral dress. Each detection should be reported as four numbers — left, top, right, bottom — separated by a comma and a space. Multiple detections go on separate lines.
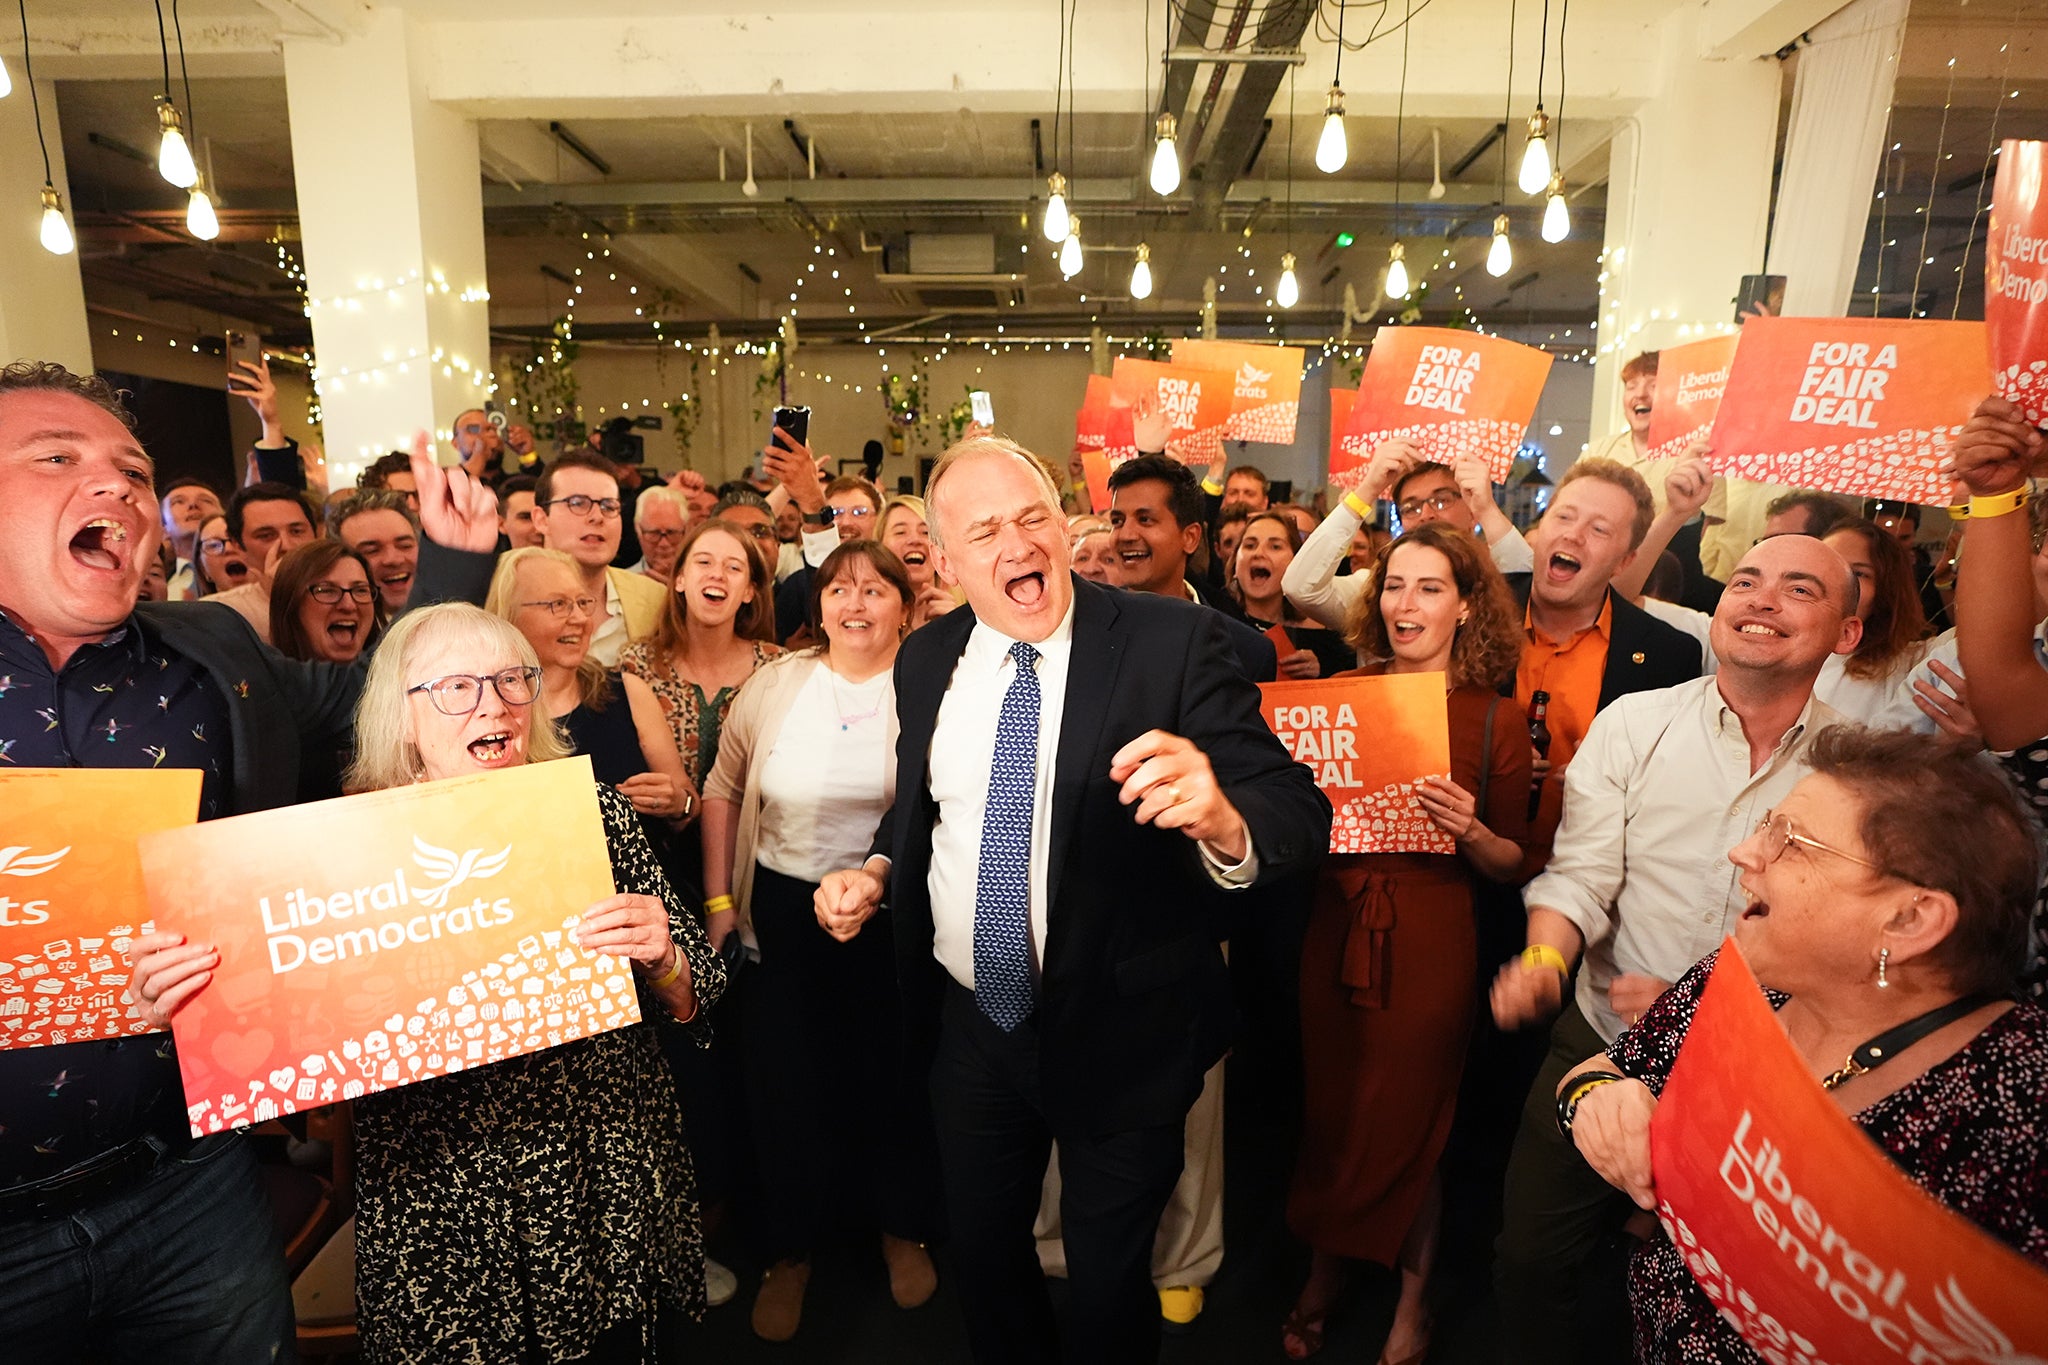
1994, 741, 2048, 1000
1607, 953, 2048, 1363
352, 784, 728, 1364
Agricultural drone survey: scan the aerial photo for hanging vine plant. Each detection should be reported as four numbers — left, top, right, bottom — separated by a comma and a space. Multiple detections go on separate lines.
510, 317, 581, 442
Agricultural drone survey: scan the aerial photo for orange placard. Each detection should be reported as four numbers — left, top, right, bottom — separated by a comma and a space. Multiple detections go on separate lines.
1329, 386, 1360, 479
1081, 450, 1112, 514
1073, 374, 1113, 454
1172, 339, 1306, 443
1987, 139, 2048, 427
1258, 675, 1452, 854
1706, 316, 1991, 504
138, 757, 638, 1137
1651, 942, 2048, 1363
1110, 356, 1236, 465
0, 769, 202, 1051
1344, 326, 1554, 483
1647, 333, 1741, 461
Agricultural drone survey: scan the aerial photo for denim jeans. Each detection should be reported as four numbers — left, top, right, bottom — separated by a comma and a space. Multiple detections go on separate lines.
0, 1133, 296, 1364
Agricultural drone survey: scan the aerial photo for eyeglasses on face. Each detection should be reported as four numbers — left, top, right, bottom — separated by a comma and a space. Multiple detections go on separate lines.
306, 582, 376, 604
737, 524, 776, 541
1754, 809, 1883, 873
833, 505, 876, 522
639, 527, 685, 542
519, 596, 597, 620
199, 537, 230, 555
544, 494, 622, 519
1397, 491, 1463, 519
406, 667, 543, 715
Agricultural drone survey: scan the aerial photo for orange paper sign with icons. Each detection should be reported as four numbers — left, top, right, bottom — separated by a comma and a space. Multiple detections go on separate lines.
1172, 339, 1307, 444
1706, 316, 1991, 504
1073, 374, 1114, 455
138, 756, 639, 1137
1646, 333, 1741, 461
1109, 356, 1236, 465
1987, 138, 2048, 427
1649, 941, 2048, 1364
0, 769, 202, 1051
1258, 675, 1453, 855
1329, 387, 1360, 478
1343, 326, 1554, 484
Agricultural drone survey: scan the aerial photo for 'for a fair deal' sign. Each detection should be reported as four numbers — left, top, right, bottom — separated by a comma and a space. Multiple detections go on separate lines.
139, 756, 640, 1135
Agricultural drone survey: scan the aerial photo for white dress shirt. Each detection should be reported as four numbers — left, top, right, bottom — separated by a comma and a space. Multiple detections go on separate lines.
1525, 675, 1844, 1043
921, 603, 1255, 991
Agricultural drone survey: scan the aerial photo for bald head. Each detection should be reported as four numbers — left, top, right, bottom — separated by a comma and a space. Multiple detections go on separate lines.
1711, 534, 1863, 681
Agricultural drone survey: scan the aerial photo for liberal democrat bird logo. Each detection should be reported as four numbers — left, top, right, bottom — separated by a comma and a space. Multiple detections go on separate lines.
410, 837, 513, 909
1236, 360, 1274, 391
0, 846, 70, 878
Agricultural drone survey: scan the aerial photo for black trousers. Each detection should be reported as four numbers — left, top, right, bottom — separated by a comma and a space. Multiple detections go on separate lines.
1492, 1000, 1636, 1365
741, 864, 942, 1261
931, 982, 1185, 1365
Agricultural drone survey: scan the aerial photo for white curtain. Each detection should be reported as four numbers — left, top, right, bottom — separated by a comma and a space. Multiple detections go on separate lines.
1764, 0, 1911, 317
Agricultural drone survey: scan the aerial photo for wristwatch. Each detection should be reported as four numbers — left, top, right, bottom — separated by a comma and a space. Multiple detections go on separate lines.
802, 507, 835, 527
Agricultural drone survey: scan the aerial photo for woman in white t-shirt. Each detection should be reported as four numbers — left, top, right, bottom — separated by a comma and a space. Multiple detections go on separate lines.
1816, 519, 1961, 730
699, 541, 939, 1342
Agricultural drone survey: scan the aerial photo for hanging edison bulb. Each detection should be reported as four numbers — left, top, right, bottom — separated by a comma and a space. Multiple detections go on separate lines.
1276, 252, 1300, 308
1060, 217, 1084, 278
1486, 214, 1513, 277
38, 184, 74, 255
1384, 241, 1410, 300
186, 182, 220, 241
1130, 242, 1153, 300
0, 54, 12, 99
1517, 110, 1552, 196
1042, 171, 1071, 243
1541, 173, 1570, 243
1315, 85, 1348, 174
1149, 113, 1181, 196
156, 99, 198, 188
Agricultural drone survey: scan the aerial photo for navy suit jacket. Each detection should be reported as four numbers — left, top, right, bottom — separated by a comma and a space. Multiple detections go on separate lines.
871, 575, 1330, 1134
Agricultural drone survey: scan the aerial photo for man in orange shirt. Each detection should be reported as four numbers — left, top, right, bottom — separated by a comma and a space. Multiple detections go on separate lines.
1505, 460, 1700, 863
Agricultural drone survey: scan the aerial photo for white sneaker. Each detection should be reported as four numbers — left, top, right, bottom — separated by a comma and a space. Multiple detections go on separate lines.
706, 1256, 739, 1308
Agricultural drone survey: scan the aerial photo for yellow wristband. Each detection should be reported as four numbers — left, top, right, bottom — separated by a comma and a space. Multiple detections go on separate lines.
703, 894, 735, 915
1564, 1075, 1620, 1112
1342, 490, 1372, 520
1969, 487, 2030, 520
1946, 502, 1971, 522
652, 946, 686, 989
1201, 477, 1225, 497
1522, 943, 1570, 977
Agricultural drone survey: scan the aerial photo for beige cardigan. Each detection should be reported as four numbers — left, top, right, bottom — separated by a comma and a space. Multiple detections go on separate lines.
702, 650, 900, 946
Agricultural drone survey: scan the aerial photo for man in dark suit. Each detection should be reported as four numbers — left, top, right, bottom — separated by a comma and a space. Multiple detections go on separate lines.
815, 438, 1329, 1364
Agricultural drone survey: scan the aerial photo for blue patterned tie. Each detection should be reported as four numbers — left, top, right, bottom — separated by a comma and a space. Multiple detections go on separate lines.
973, 641, 1041, 1030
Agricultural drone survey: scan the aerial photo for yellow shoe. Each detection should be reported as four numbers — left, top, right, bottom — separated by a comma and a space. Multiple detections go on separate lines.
1159, 1284, 1204, 1332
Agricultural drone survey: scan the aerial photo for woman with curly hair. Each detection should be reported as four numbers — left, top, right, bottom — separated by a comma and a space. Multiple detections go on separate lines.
1283, 522, 1532, 1363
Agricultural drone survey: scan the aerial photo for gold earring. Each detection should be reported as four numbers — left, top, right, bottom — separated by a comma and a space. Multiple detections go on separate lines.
1876, 947, 1890, 989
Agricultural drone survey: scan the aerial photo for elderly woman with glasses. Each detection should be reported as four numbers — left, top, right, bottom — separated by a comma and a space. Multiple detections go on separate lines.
487, 546, 696, 841
132, 602, 726, 1363
1559, 727, 2048, 1361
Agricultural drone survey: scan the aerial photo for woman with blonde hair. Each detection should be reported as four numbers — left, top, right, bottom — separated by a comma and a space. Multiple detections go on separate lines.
486, 545, 695, 842
878, 493, 957, 630
1284, 523, 1532, 1363
136, 602, 725, 1363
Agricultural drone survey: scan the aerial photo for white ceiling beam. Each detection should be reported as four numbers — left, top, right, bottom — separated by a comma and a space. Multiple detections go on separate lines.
1697, 0, 1851, 60
253, 0, 373, 45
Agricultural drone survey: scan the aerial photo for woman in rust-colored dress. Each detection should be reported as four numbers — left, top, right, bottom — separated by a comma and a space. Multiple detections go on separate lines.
1282, 523, 1531, 1364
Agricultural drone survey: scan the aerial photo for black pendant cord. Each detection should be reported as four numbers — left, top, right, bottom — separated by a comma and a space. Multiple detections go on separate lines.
1819, 993, 2003, 1091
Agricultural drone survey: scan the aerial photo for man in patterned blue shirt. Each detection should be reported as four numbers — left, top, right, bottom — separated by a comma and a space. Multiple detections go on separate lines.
0, 362, 379, 1360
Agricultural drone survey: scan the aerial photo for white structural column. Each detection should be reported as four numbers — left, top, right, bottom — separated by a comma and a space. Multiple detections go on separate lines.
0, 78, 91, 373
1588, 8, 1782, 445
282, 8, 491, 483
